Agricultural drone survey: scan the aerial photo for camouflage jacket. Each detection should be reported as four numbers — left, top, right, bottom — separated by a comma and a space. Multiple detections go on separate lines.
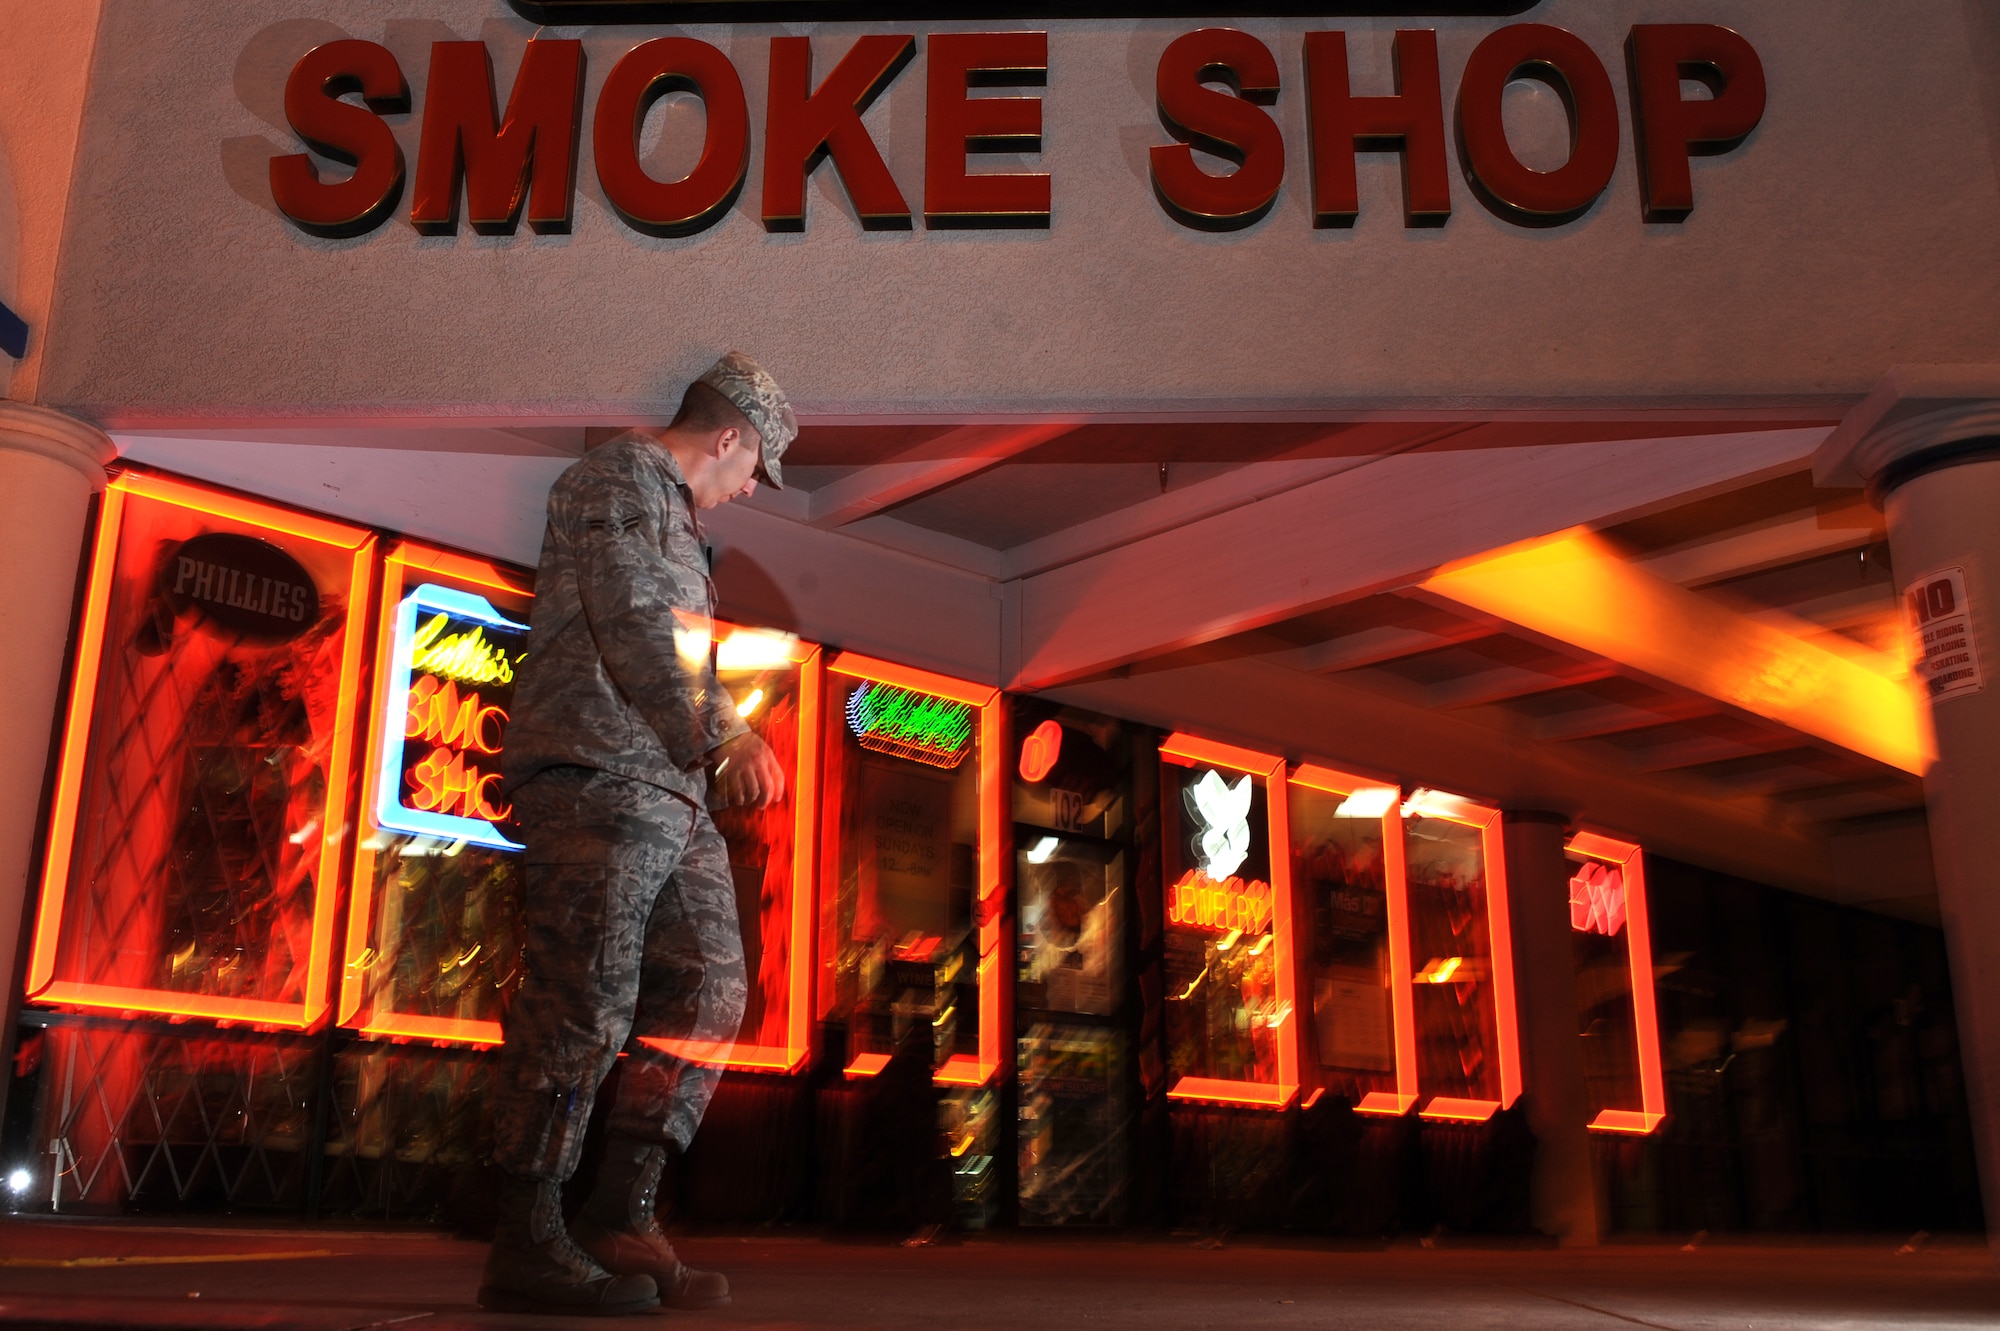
502, 432, 748, 803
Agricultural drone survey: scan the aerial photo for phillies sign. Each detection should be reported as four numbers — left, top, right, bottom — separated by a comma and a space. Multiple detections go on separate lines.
271, 23, 1763, 239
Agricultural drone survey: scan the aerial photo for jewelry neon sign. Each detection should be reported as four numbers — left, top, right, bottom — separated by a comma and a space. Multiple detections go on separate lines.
374, 584, 530, 850
1166, 868, 1273, 935
845, 679, 974, 768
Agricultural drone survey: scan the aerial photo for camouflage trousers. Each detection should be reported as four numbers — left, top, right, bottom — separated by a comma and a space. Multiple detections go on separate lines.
490, 768, 746, 1182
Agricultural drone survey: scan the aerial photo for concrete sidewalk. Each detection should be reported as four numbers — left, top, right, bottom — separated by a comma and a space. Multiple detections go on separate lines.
0, 1218, 1993, 1330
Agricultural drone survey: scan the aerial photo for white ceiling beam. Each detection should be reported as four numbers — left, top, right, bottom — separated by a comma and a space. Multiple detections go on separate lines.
1636, 497, 1883, 587
1534, 697, 1720, 742
1272, 620, 1502, 674
700, 500, 1003, 686
1427, 661, 1619, 710
1626, 731, 1805, 773
806, 423, 1075, 529
1001, 423, 1482, 579
1007, 428, 1829, 690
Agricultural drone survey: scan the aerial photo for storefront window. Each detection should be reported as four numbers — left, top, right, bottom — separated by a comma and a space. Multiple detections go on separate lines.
644, 624, 821, 1073
1158, 734, 1296, 1109
1288, 765, 1416, 1115
27, 472, 373, 1028
1566, 830, 1666, 1133
819, 654, 1005, 1088
1400, 789, 1520, 1121
338, 543, 533, 1046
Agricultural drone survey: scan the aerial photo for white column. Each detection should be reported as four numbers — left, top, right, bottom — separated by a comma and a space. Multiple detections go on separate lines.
1503, 809, 1600, 1245
0, 402, 113, 1041
1817, 367, 2000, 1255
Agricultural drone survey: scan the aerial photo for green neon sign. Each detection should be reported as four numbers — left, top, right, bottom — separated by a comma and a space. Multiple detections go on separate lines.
846, 680, 974, 768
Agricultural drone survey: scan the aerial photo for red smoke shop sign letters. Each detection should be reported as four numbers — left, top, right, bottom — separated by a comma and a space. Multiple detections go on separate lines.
270, 23, 1764, 239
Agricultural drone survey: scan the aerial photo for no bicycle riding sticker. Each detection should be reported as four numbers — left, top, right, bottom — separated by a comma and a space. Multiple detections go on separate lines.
1907, 566, 1985, 702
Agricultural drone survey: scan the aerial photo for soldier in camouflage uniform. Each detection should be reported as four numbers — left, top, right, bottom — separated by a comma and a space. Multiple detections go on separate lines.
480, 353, 796, 1317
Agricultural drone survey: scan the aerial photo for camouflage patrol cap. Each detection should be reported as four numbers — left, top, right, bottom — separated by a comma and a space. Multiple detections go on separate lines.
697, 351, 795, 489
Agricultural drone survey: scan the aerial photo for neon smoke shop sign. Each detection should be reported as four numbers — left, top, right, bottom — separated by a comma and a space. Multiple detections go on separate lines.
375, 583, 531, 850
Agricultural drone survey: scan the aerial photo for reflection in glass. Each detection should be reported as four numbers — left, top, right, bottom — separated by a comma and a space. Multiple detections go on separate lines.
1405, 812, 1501, 1106
1292, 783, 1398, 1104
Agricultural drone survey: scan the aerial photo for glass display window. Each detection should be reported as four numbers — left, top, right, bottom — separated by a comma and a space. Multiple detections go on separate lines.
819, 654, 1005, 1088
27, 471, 374, 1028
1287, 764, 1416, 1116
1399, 788, 1520, 1122
1012, 699, 1136, 1228
1158, 733, 1297, 1109
642, 622, 822, 1073
1017, 1021, 1125, 1226
338, 542, 533, 1047
1016, 834, 1123, 1018
1565, 830, 1665, 1134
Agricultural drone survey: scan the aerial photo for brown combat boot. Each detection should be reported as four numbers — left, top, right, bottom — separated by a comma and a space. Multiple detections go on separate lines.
478, 1173, 660, 1316
572, 1138, 731, 1310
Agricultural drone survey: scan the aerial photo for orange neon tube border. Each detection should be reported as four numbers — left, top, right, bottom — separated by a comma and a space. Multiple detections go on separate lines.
339, 542, 535, 1047
827, 651, 1001, 708
336, 545, 419, 1035
1410, 793, 1522, 1122
825, 652, 1005, 1089
1290, 765, 1417, 1116
1162, 734, 1297, 1111
781, 645, 823, 1071
29, 471, 374, 1028
1569, 830, 1667, 1134
25, 480, 126, 1000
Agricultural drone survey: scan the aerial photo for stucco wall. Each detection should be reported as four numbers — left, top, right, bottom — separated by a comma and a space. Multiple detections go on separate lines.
30, 0, 2000, 424
0, 2, 103, 402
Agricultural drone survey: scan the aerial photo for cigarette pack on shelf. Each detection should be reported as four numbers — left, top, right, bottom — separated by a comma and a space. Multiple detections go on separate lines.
1287, 765, 1416, 1117
642, 622, 821, 1074
27, 472, 374, 1028
819, 654, 1006, 1090
1158, 734, 1296, 1109
1398, 789, 1520, 1122
338, 543, 533, 1046
1565, 830, 1665, 1134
